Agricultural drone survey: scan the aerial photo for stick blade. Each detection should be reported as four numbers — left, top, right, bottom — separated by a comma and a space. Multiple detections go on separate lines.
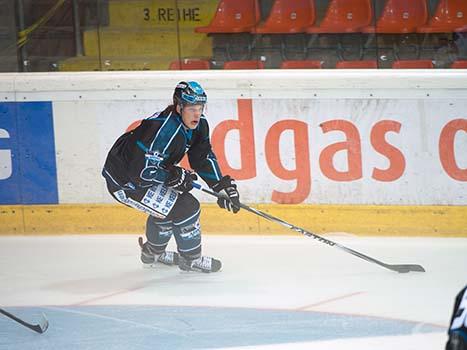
38, 314, 49, 333
388, 264, 426, 273
31, 314, 49, 334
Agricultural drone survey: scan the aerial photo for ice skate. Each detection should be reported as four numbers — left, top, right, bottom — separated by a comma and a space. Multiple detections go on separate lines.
157, 251, 179, 265
178, 255, 222, 273
139, 237, 179, 267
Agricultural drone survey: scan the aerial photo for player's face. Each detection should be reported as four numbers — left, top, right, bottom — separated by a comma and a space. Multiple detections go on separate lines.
180, 104, 204, 129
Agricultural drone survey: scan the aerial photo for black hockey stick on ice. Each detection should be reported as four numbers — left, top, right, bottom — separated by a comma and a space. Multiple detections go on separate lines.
193, 183, 425, 274
0, 308, 49, 334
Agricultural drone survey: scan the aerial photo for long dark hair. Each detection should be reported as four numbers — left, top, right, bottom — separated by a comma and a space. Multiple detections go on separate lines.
162, 104, 177, 115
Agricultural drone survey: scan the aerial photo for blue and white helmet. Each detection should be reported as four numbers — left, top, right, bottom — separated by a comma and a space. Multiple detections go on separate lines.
173, 81, 207, 107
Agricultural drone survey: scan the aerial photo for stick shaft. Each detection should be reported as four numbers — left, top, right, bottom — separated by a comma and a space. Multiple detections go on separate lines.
194, 183, 425, 273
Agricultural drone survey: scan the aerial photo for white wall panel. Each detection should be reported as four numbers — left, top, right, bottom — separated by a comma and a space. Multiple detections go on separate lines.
0, 71, 465, 205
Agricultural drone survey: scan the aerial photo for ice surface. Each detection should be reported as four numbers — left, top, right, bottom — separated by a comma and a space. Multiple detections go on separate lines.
0, 234, 465, 349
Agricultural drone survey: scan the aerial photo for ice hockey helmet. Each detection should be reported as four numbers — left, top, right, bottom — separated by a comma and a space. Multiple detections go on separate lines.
173, 81, 207, 107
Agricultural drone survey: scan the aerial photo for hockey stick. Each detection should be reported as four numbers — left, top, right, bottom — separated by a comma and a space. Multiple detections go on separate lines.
0, 308, 49, 334
193, 183, 425, 274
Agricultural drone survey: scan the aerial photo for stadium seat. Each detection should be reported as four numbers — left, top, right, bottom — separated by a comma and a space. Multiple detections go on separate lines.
417, 0, 467, 33
392, 60, 434, 68
361, 0, 428, 33
451, 60, 467, 68
195, 0, 261, 33
306, 0, 373, 33
168, 59, 211, 70
335, 60, 378, 68
223, 60, 265, 69
280, 60, 322, 69
252, 0, 316, 34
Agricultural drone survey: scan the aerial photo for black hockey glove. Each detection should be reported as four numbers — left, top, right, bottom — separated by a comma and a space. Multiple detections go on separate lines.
211, 175, 240, 213
166, 166, 197, 193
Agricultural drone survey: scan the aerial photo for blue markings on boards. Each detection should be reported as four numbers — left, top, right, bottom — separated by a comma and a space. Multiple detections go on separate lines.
0, 102, 58, 204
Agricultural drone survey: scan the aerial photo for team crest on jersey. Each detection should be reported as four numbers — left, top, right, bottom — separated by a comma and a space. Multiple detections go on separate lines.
145, 151, 163, 165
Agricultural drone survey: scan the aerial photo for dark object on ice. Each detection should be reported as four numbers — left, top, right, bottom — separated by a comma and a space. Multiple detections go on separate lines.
194, 183, 426, 274
0, 308, 49, 334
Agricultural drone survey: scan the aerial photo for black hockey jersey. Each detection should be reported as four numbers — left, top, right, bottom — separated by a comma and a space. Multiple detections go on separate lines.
103, 106, 223, 190
447, 284, 467, 350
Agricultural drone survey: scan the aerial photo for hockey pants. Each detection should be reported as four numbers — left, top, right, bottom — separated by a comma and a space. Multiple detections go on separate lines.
104, 177, 202, 259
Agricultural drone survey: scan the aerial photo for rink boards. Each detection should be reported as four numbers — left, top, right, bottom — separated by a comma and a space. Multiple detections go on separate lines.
0, 71, 466, 235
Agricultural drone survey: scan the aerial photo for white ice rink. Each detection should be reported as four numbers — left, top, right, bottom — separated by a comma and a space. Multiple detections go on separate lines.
0, 234, 466, 350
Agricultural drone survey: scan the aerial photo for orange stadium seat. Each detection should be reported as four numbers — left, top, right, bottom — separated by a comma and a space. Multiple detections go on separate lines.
306, 0, 373, 33
168, 59, 211, 70
451, 60, 467, 68
361, 0, 428, 33
336, 60, 378, 68
392, 60, 434, 68
223, 60, 265, 69
280, 60, 322, 68
195, 0, 261, 33
252, 0, 316, 34
417, 0, 467, 33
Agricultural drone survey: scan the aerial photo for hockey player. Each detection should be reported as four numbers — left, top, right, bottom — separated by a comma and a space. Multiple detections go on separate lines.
102, 81, 240, 273
446, 284, 467, 350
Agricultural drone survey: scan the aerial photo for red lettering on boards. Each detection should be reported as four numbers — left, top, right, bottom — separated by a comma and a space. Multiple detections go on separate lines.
439, 119, 467, 181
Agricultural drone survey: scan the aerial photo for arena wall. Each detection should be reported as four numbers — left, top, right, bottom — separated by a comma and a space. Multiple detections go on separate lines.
0, 70, 466, 235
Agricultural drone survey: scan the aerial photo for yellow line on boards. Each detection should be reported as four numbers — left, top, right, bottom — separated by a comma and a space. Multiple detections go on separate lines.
0, 204, 466, 237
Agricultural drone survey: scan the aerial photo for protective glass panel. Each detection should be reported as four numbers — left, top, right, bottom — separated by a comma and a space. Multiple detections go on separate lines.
0, 0, 19, 72
1, 0, 465, 71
